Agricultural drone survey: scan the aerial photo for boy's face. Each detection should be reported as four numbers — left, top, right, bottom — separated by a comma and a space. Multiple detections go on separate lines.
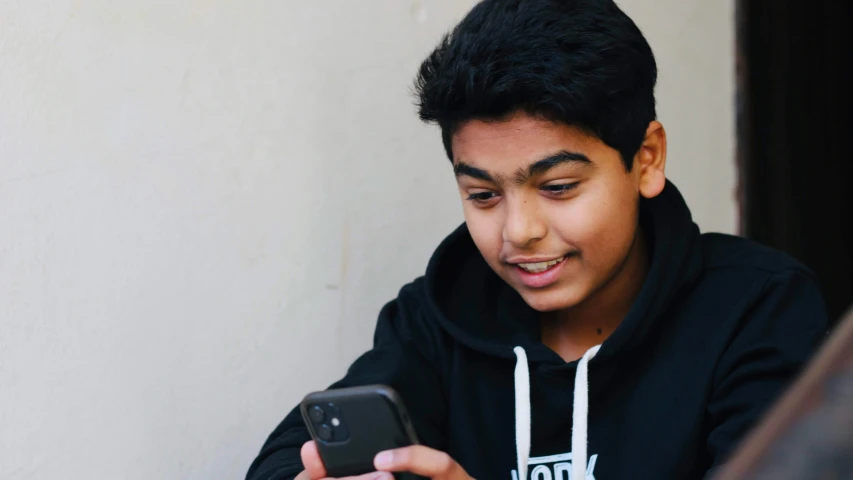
452, 111, 666, 313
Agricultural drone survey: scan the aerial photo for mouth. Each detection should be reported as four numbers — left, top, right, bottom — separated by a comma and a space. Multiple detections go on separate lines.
507, 253, 576, 289
514, 256, 567, 273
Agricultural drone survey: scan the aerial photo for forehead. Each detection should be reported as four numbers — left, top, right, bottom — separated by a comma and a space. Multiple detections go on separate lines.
451, 112, 605, 169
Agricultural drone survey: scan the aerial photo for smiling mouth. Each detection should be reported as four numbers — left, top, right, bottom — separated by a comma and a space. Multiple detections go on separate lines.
515, 256, 566, 274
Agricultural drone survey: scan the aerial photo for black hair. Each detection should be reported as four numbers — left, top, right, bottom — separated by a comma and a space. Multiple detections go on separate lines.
414, 0, 657, 170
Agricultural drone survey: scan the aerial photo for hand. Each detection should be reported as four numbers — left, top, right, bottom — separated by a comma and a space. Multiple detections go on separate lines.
373, 445, 474, 479
295, 441, 474, 480
295, 441, 391, 480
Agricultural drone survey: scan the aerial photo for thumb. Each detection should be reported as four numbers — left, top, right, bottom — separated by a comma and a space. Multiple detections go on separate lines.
300, 441, 327, 479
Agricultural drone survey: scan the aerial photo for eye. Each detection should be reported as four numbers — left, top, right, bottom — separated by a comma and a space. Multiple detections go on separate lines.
542, 182, 579, 195
466, 191, 500, 205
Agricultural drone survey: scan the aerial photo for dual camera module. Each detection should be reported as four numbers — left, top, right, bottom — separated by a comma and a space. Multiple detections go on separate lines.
307, 402, 350, 443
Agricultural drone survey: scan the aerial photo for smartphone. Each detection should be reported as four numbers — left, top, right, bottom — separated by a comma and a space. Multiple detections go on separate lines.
300, 385, 420, 478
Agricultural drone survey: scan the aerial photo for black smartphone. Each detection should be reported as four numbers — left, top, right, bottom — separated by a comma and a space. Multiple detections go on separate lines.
300, 385, 420, 478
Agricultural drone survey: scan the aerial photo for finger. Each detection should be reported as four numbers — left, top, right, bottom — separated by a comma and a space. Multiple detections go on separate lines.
294, 471, 310, 480
324, 473, 392, 480
300, 441, 327, 479
374, 445, 466, 478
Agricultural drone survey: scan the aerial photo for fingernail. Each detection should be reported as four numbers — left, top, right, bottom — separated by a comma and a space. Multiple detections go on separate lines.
372, 473, 392, 480
375, 451, 394, 469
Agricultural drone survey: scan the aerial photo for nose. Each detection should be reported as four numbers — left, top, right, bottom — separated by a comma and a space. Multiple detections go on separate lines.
502, 195, 546, 248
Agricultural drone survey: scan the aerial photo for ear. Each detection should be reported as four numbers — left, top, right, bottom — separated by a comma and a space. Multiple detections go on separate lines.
633, 121, 667, 199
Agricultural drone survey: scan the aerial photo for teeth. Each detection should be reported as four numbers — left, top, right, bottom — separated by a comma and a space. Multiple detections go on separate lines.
518, 256, 564, 273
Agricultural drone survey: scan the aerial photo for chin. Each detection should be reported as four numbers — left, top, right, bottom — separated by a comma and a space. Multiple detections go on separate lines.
518, 285, 585, 312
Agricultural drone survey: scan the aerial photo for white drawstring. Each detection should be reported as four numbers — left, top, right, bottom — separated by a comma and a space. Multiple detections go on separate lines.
513, 344, 601, 480
572, 345, 600, 480
513, 346, 530, 480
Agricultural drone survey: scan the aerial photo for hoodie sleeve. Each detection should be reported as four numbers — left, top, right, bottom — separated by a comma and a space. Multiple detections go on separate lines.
245, 283, 447, 480
706, 269, 829, 468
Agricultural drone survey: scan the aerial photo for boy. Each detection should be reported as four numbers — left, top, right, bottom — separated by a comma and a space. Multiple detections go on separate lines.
247, 0, 827, 478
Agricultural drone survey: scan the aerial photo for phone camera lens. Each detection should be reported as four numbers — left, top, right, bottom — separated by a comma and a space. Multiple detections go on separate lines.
317, 424, 334, 442
309, 406, 325, 423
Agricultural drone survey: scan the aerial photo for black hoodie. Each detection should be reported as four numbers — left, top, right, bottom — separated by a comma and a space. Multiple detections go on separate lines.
247, 182, 827, 480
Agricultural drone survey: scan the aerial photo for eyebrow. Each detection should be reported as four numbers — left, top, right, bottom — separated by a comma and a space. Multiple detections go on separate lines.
454, 150, 592, 186
453, 162, 496, 182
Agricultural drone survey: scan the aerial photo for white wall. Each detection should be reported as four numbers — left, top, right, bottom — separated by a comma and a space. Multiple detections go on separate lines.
624, 0, 737, 234
0, 1, 734, 479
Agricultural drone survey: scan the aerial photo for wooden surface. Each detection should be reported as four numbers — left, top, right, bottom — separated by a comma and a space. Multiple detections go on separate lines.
714, 305, 853, 479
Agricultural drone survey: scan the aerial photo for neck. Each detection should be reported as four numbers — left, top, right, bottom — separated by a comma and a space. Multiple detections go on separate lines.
541, 226, 650, 362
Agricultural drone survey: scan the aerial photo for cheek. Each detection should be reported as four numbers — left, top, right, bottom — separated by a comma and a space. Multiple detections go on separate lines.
551, 188, 638, 260
462, 207, 504, 263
